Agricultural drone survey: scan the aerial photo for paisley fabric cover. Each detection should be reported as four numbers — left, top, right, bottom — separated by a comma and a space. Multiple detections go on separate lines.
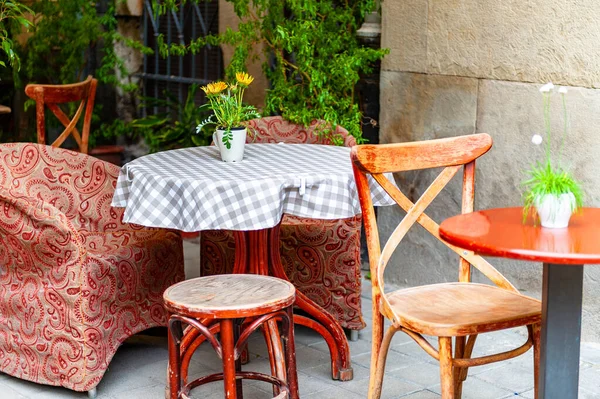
0, 143, 184, 392
201, 117, 365, 330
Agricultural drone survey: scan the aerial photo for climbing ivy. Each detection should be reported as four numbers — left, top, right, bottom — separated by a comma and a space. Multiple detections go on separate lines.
156, 0, 387, 142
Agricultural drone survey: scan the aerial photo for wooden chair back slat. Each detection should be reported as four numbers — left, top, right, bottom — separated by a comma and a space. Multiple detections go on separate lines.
375, 165, 461, 289
25, 76, 97, 154
352, 134, 492, 174
351, 133, 518, 296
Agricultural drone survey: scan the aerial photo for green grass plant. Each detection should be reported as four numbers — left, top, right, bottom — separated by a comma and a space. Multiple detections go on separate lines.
522, 83, 583, 217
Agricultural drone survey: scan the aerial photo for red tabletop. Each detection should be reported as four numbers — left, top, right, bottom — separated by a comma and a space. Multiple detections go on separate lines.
439, 207, 600, 265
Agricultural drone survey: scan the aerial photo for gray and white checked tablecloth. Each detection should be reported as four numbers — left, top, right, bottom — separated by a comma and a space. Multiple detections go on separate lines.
111, 143, 395, 232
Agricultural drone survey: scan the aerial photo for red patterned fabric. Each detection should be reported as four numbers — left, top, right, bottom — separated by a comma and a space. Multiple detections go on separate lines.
201, 116, 365, 330
0, 143, 184, 392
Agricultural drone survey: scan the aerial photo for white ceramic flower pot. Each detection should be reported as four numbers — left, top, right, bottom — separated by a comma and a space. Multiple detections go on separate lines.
213, 127, 247, 162
535, 192, 576, 228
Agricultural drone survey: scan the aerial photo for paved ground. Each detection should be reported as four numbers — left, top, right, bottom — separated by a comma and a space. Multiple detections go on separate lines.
1, 240, 600, 398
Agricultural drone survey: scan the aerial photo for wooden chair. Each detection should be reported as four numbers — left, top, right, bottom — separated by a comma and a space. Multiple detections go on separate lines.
25, 76, 97, 154
351, 134, 542, 399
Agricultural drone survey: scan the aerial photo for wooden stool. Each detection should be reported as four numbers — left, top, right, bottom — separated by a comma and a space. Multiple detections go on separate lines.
164, 274, 299, 399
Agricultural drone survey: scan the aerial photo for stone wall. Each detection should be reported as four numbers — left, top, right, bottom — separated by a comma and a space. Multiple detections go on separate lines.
379, 0, 600, 341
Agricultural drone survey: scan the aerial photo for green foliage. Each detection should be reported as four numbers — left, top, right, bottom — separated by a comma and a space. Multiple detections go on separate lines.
156, 0, 387, 142
523, 84, 583, 216
131, 85, 213, 153
197, 73, 261, 149
0, 0, 33, 70
19, 0, 147, 89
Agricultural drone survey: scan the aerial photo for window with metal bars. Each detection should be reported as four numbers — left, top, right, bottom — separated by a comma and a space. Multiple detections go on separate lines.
140, 0, 223, 116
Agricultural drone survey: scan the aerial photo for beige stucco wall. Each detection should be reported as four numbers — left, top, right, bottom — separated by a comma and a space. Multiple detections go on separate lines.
380, 0, 600, 341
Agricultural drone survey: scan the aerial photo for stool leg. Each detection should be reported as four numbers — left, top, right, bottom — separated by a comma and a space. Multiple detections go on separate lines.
168, 317, 183, 399
221, 319, 238, 399
234, 319, 244, 398
264, 319, 286, 397
284, 306, 299, 399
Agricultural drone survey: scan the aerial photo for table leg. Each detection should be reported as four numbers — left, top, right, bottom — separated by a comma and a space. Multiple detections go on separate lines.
539, 263, 584, 399
267, 226, 353, 381
233, 226, 354, 381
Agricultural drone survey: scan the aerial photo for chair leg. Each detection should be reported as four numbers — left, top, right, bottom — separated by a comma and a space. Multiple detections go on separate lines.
531, 324, 541, 399
453, 337, 465, 399
439, 337, 455, 399
368, 324, 398, 399
455, 334, 477, 399
367, 310, 385, 399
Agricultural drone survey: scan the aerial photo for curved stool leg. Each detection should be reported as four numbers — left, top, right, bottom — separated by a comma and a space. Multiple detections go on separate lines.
283, 306, 299, 399
221, 319, 238, 399
168, 317, 183, 399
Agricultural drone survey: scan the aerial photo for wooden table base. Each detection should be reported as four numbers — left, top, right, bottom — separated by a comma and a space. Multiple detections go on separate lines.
231, 225, 354, 381
539, 263, 584, 399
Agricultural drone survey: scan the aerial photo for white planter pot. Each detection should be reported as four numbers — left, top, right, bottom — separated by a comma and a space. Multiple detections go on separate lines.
213, 127, 247, 162
535, 193, 576, 228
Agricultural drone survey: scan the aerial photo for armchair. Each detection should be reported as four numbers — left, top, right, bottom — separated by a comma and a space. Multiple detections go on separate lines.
0, 143, 185, 394
200, 116, 365, 332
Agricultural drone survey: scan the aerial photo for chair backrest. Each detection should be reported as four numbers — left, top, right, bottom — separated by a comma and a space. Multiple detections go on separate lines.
0, 142, 123, 232
25, 76, 98, 154
351, 134, 519, 302
246, 116, 357, 147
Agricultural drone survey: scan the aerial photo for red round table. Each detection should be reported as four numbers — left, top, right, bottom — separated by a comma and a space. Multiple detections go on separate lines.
440, 207, 600, 399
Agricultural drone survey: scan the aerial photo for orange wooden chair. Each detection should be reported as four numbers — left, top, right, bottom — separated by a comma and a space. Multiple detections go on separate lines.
351, 134, 542, 399
25, 76, 97, 154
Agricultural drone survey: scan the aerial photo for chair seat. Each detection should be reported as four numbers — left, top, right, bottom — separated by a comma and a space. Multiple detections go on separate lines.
384, 282, 541, 337
164, 275, 296, 319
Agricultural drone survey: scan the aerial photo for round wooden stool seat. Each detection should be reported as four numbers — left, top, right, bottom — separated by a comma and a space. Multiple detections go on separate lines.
164, 274, 295, 319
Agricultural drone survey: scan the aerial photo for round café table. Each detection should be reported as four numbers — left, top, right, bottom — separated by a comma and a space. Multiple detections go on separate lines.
439, 207, 600, 399
111, 143, 394, 381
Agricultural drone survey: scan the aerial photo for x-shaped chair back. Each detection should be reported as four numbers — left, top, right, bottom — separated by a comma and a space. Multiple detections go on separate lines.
351, 134, 519, 312
25, 76, 97, 154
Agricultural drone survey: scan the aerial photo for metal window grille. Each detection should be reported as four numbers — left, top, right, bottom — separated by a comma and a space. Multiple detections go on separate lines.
140, 0, 223, 116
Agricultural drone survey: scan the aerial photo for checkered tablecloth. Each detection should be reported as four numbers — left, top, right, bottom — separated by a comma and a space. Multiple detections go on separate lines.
112, 143, 394, 232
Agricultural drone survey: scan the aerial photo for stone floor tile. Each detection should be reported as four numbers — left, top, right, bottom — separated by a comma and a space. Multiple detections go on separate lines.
582, 343, 600, 365
311, 335, 374, 358
580, 366, 600, 393
110, 384, 166, 399
303, 362, 371, 384
519, 388, 534, 399
391, 341, 440, 365
0, 381, 31, 399
0, 375, 47, 397
580, 387, 600, 399
352, 350, 413, 372
32, 386, 106, 399
293, 325, 326, 346
475, 364, 534, 394
303, 386, 365, 398
430, 376, 514, 399
388, 361, 443, 388
337, 375, 422, 398
398, 390, 441, 398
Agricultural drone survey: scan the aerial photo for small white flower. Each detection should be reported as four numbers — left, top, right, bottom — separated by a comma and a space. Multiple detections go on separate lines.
559, 86, 568, 94
539, 82, 554, 93
531, 134, 543, 145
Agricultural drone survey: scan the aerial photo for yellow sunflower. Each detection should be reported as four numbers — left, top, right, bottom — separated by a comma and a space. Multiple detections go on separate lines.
201, 81, 228, 95
235, 72, 254, 87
